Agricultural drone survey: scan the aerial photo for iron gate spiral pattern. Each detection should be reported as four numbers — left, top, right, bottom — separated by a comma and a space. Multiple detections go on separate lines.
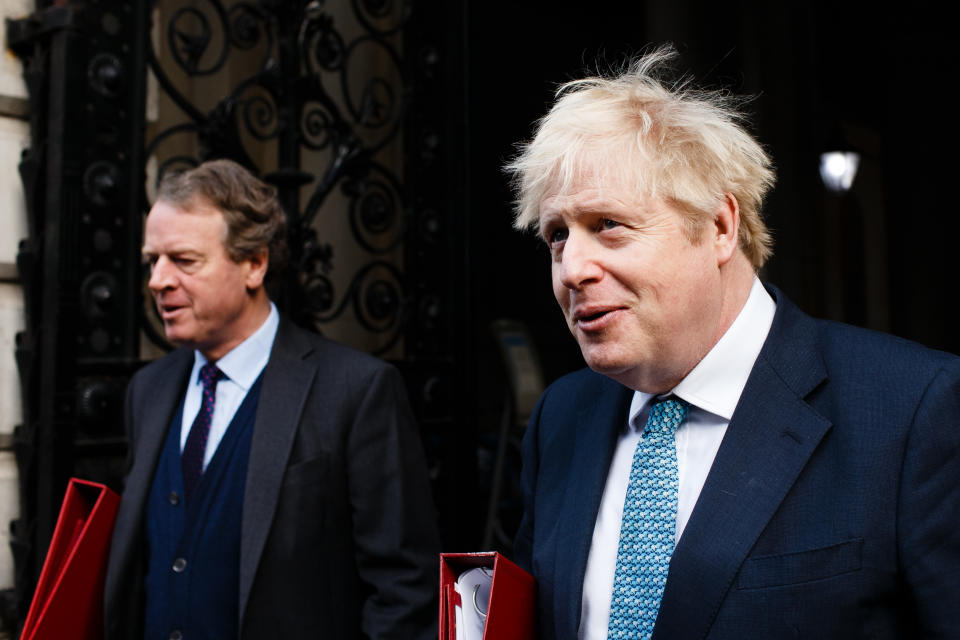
145, 0, 410, 355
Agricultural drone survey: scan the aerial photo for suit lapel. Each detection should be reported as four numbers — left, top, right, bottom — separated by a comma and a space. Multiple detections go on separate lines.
655, 289, 832, 639
553, 376, 634, 639
238, 320, 317, 623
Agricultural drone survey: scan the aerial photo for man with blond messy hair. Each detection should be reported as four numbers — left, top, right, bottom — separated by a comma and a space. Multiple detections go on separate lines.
509, 47, 960, 639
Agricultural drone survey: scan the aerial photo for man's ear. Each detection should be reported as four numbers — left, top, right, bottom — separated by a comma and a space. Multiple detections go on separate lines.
245, 248, 270, 290
713, 193, 741, 266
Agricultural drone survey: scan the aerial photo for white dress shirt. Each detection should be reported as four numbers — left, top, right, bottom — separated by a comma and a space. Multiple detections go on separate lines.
179, 303, 279, 470
578, 277, 776, 639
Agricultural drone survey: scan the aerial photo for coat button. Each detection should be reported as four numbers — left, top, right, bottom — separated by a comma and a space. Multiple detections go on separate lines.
169, 631, 183, 640
168, 491, 180, 506
172, 557, 187, 573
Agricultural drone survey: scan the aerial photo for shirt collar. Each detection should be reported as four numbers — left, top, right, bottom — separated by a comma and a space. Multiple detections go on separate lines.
192, 302, 280, 391
629, 277, 776, 428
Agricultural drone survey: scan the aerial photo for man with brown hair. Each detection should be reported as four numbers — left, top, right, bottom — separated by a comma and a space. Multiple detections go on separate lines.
104, 159, 439, 639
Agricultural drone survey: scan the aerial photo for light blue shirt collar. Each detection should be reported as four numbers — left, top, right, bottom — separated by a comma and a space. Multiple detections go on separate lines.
191, 302, 280, 390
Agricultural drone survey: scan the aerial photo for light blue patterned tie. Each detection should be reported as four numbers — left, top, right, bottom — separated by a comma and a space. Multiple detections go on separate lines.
607, 397, 689, 640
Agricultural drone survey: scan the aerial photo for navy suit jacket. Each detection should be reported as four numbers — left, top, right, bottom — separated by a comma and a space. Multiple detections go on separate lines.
104, 318, 440, 639
514, 287, 960, 639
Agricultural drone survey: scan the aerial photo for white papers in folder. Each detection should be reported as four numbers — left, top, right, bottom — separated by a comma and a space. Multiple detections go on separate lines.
454, 567, 493, 640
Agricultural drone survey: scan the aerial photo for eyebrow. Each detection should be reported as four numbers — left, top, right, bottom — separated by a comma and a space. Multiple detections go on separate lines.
141, 247, 202, 260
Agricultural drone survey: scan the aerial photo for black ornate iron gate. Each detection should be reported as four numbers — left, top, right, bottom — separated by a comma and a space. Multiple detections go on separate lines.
5, 0, 471, 629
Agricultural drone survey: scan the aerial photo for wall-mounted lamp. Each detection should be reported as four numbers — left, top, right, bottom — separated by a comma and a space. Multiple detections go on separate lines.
819, 150, 860, 193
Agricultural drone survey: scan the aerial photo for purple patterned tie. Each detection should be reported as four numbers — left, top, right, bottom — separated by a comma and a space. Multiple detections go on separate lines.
182, 362, 223, 501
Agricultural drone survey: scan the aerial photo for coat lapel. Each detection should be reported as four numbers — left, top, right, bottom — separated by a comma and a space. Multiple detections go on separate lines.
552, 376, 634, 639
654, 288, 831, 639
238, 320, 317, 623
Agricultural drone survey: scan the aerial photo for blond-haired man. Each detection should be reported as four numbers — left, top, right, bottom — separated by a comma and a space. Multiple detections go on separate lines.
509, 48, 960, 639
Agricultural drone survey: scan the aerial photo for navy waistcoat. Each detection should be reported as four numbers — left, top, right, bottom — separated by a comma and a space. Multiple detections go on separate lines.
143, 374, 263, 640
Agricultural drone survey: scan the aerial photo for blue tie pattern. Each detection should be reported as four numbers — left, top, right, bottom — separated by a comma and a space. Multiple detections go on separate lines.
182, 362, 224, 501
607, 397, 689, 640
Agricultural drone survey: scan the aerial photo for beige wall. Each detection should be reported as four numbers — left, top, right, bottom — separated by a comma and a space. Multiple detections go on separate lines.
0, 0, 30, 599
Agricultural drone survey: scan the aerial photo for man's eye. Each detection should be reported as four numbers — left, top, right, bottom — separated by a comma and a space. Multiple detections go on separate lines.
600, 218, 620, 230
547, 228, 568, 244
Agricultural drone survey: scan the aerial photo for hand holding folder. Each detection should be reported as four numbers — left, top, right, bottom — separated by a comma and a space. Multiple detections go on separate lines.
20, 478, 120, 640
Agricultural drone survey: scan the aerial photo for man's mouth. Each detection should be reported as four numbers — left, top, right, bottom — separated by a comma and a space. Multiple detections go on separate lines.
573, 306, 621, 330
580, 310, 609, 321
157, 302, 185, 319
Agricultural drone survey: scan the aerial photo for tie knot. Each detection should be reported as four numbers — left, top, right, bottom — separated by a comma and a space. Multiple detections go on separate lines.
644, 397, 689, 437
198, 363, 224, 389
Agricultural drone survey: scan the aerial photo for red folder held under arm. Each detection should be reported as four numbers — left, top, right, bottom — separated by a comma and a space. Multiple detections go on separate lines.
21, 478, 120, 640
440, 552, 536, 640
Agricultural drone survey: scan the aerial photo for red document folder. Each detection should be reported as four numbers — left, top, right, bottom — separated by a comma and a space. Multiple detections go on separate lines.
440, 552, 536, 640
21, 478, 120, 640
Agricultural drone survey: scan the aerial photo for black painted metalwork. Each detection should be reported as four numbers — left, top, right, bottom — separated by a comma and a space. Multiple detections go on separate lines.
6, 0, 150, 629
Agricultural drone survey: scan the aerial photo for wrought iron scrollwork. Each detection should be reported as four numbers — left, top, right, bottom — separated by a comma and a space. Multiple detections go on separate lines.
166, 2, 229, 75
345, 162, 404, 254
144, 0, 409, 354
229, 3, 273, 53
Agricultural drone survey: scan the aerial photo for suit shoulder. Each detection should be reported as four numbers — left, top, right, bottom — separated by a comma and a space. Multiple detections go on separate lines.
814, 317, 960, 381
274, 320, 398, 378
766, 286, 959, 395
772, 314, 960, 421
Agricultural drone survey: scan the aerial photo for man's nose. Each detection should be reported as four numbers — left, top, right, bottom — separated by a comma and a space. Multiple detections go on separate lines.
557, 233, 603, 290
148, 257, 175, 292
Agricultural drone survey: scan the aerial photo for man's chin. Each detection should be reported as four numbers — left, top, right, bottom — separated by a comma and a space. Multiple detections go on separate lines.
160, 325, 191, 347
580, 347, 632, 378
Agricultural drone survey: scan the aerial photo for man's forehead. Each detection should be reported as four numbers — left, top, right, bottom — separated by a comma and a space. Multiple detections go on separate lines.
539, 178, 649, 220
143, 198, 228, 250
